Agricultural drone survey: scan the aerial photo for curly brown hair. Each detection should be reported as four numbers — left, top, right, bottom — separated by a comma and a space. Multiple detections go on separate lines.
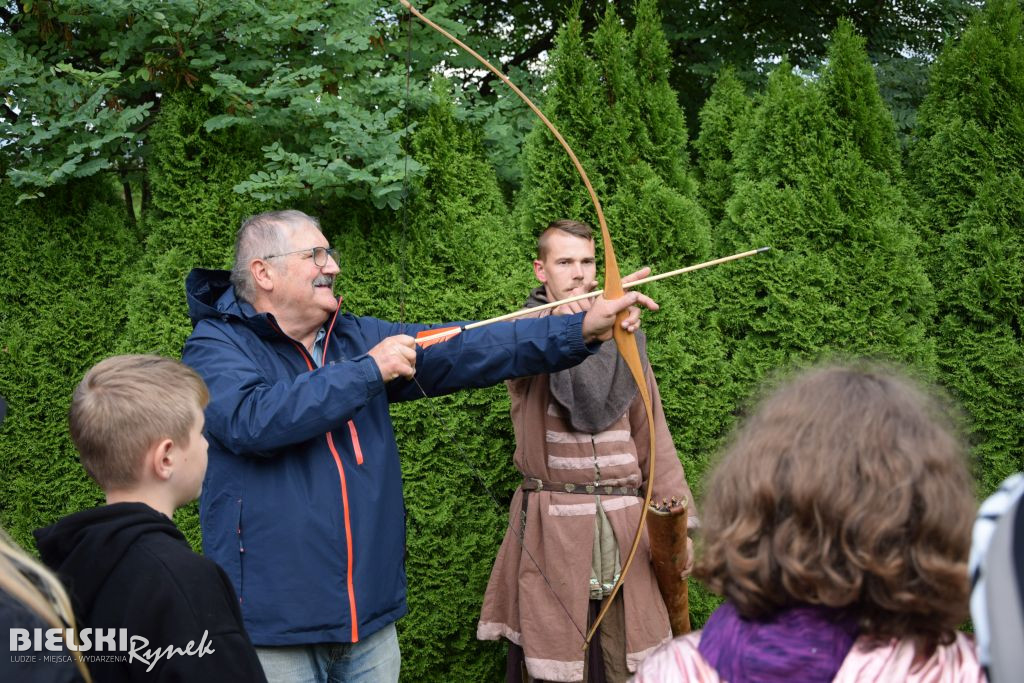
695, 364, 976, 652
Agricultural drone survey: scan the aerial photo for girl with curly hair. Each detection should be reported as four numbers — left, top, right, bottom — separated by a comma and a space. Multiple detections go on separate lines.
632, 364, 984, 682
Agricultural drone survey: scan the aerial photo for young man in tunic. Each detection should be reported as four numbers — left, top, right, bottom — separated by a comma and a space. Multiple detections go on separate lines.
477, 220, 698, 682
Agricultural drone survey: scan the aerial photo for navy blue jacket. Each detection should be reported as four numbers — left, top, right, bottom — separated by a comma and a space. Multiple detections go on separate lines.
182, 269, 597, 646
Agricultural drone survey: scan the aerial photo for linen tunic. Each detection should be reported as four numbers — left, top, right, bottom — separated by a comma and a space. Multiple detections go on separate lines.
478, 342, 696, 681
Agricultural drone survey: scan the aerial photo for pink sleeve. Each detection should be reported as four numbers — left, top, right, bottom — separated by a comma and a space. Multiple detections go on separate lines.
630, 632, 722, 683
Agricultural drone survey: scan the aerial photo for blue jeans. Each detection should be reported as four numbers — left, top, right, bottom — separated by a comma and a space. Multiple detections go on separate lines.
255, 623, 400, 683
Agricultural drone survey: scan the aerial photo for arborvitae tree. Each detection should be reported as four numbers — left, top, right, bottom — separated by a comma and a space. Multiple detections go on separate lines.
910, 0, 1024, 239
118, 92, 269, 359
339, 81, 527, 322
908, 0, 1024, 493
590, 4, 643, 188
516, 9, 606, 233
629, 0, 698, 197
589, 2, 710, 260
516, 0, 714, 272
713, 63, 937, 409
694, 69, 753, 229
0, 181, 138, 547
929, 178, 1024, 493
333, 81, 524, 683
518, 2, 713, 263
819, 20, 901, 177
115, 92, 270, 547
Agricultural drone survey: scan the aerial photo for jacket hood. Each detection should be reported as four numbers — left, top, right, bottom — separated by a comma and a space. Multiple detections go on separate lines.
186, 268, 284, 339
34, 503, 184, 616
185, 268, 241, 327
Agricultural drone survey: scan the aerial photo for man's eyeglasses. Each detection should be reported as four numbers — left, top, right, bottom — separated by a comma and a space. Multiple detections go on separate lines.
262, 246, 338, 268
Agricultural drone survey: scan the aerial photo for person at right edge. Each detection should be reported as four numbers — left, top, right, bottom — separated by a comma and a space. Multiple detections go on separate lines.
477, 220, 698, 682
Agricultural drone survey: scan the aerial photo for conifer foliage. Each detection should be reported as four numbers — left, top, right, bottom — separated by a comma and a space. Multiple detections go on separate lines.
711, 42, 936, 404
819, 20, 902, 178
909, 0, 1024, 492
0, 182, 138, 546
694, 69, 753, 228
518, 0, 710, 266
516, 10, 606, 233
630, 0, 697, 197
118, 93, 269, 361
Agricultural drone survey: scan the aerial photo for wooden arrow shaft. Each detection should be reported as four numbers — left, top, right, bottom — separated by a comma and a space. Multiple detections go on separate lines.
413, 247, 770, 345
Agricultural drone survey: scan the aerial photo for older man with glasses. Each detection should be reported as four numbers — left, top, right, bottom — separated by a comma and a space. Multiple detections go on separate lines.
181, 209, 657, 683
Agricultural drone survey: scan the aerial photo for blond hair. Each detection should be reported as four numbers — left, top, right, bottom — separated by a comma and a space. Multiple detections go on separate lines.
696, 364, 976, 654
1, 529, 92, 681
69, 355, 209, 490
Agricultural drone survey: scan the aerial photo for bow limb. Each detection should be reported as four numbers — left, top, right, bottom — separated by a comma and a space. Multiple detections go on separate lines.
398, 0, 606, 227
401, 0, 657, 650
583, 226, 658, 648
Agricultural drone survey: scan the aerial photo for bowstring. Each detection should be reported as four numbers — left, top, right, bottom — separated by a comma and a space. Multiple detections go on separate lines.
400, 9, 412, 324
398, 8, 588, 646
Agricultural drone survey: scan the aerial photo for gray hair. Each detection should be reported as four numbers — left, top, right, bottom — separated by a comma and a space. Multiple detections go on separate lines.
230, 210, 320, 302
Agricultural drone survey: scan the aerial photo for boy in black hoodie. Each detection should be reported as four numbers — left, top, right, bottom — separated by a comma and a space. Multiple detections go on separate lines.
34, 355, 266, 682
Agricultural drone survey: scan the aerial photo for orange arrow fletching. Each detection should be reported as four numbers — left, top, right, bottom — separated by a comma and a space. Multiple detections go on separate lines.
415, 327, 462, 348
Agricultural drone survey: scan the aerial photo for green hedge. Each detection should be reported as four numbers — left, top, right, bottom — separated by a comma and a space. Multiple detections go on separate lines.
0, 181, 138, 546
908, 0, 1024, 495
712, 58, 937, 390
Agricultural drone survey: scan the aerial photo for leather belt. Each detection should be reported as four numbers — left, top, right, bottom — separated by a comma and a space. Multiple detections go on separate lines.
521, 477, 641, 497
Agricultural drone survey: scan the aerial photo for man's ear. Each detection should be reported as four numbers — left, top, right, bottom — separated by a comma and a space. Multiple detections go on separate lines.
533, 258, 547, 285
250, 258, 276, 294
145, 438, 175, 482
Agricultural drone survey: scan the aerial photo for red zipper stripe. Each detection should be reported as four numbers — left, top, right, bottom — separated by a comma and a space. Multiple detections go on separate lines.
275, 305, 361, 641
326, 430, 359, 642
347, 421, 364, 465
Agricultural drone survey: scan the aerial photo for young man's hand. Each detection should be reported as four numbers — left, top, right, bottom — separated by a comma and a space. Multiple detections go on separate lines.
552, 280, 599, 316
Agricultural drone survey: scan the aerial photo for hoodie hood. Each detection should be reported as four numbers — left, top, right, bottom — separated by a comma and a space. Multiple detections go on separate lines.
34, 503, 184, 616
